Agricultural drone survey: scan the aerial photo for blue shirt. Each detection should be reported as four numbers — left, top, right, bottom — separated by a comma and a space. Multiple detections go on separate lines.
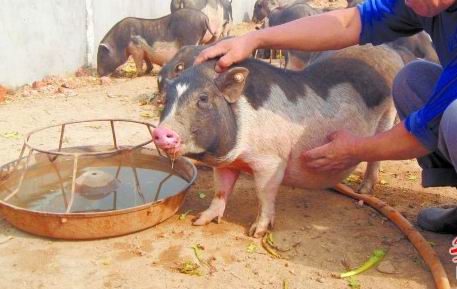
357, 0, 457, 150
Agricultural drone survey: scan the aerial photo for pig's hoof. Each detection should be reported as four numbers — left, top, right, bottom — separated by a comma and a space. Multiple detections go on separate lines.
248, 218, 273, 238
357, 181, 374, 194
192, 211, 221, 226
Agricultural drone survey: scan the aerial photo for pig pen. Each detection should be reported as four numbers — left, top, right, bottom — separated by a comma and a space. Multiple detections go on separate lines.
1, 18, 457, 289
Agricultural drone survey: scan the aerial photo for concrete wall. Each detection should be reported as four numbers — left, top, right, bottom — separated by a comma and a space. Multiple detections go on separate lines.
0, 0, 257, 88
0, 0, 87, 88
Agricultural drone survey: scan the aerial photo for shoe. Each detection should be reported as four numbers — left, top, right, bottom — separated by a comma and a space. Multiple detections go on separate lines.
417, 207, 457, 234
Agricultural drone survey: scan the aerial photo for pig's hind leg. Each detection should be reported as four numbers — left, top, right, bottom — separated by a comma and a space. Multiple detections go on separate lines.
144, 59, 153, 75
249, 157, 287, 238
358, 106, 397, 194
193, 167, 240, 225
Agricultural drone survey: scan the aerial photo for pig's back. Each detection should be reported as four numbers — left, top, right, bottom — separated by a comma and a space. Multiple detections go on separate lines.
233, 45, 402, 189
289, 45, 401, 188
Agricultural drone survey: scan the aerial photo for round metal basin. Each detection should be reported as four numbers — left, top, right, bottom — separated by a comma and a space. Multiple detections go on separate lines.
0, 120, 197, 240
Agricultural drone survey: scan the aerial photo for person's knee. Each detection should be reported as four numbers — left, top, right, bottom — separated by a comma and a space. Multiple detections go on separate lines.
392, 60, 442, 117
393, 60, 439, 100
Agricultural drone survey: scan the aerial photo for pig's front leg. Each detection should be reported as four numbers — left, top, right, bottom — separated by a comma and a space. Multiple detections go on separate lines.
249, 157, 287, 238
193, 167, 240, 225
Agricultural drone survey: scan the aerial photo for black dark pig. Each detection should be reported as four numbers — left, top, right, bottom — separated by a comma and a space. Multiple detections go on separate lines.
97, 9, 215, 76
170, 0, 232, 39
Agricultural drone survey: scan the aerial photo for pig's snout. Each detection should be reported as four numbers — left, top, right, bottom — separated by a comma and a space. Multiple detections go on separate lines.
153, 126, 181, 150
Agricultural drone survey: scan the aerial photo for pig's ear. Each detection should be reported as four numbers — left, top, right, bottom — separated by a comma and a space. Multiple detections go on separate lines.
215, 67, 249, 103
99, 43, 111, 54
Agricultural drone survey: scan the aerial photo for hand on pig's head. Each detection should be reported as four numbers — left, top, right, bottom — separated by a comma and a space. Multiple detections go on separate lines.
154, 62, 249, 164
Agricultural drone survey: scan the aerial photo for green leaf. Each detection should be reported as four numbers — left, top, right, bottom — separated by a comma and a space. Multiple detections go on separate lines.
0, 131, 20, 140
246, 242, 258, 254
407, 174, 418, 181
178, 260, 202, 276
344, 174, 361, 185
192, 244, 205, 263
347, 276, 361, 289
179, 210, 192, 221
140, 112, 154, 118
340, 249, 386, 278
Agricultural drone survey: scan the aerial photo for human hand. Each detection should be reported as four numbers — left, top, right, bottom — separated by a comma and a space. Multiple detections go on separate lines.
194, 34, 258, 72
302, 130, 361, 172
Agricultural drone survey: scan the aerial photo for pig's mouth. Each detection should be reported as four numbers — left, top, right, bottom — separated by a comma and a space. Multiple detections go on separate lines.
154, 143, 185, 169
159, 145, 183, 159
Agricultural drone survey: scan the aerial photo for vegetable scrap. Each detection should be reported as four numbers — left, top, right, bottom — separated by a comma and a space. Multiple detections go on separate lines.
121, 62, 138, 78
407, 174, 418, 181
192, 244, 205, 264
262, 232, 281, 258
198, 192, 206, 199
0, 131, 20, 140
140, 112, 155, 118
340, 249, 386, 278
344, 175, 361, 185
178, 261, 202, 276
347, 276, 361, 289
179, 210, 192, 221
246, 242, 258, 254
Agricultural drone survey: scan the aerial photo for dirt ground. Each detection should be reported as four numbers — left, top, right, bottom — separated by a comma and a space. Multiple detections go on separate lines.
1, 5, 457, 289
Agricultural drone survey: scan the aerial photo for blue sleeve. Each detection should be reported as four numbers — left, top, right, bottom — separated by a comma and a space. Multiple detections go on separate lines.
357, 0, 423, 45
405, 65, 457, 150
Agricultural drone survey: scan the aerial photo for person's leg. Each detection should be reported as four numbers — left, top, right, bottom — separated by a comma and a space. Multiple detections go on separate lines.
393, 60, 442, 119
393, 60, 457, 187
417, 100, 457, 233
393, 60, 457, 234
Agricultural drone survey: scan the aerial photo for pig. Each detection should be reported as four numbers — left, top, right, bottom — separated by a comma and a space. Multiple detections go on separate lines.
387, 32, 440, 64
252, 0, 309, 23
267, 2, 319, 70
157, 37, 234, 94
128, 35, 184, 76
170, 0, 232, 39
153, 44, 402, 237
157, 45, 207, 94
97, 9, 215, 76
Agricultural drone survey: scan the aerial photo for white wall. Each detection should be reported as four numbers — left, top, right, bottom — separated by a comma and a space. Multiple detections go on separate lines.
0, 0, 257, 88
0, 0, 87, 88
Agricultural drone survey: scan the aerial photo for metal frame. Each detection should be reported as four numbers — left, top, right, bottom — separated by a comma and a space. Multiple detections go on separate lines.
0, 119, 174, 213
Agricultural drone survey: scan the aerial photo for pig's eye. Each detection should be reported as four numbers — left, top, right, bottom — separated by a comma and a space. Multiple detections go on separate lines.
175, 63, 184, 73
197, 94, 209, 108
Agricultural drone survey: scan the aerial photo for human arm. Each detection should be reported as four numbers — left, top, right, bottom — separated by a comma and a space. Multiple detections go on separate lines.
195, 7, 362, 71
302, 122, 430, 171
303, 62, 457, 171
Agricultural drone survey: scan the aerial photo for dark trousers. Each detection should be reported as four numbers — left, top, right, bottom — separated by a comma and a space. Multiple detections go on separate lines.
392, 60, 457, 187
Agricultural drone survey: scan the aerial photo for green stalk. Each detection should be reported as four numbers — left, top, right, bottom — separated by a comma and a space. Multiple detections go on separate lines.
340, 249, 386, 278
